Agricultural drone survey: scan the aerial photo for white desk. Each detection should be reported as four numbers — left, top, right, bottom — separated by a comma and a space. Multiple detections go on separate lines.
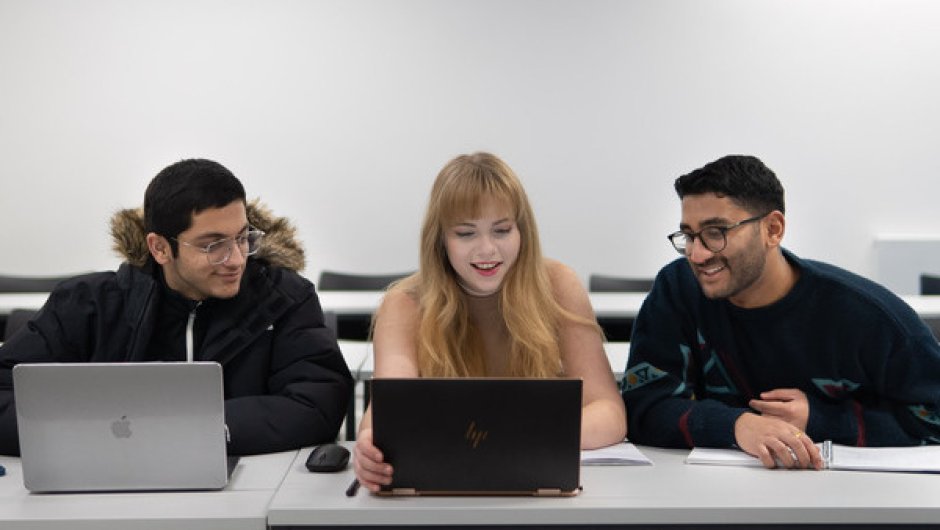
0, 291, 650, 318
9, 290, 940, 319
320, 291, 940, 319
338, 340, 631, 380
587, 292, 648, 318
0, 450, 297, 530
339, 340, 373, 382
317, 291, 651, 318
267, 444, 940, 528
0, 293, 49, 315
0, 291, 387, 317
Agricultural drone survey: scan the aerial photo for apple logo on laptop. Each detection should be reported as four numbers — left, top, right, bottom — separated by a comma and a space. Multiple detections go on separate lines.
111, 415, 133, 439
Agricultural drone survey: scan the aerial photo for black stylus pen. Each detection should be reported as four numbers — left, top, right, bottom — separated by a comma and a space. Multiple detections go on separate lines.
345, 478, 360, 497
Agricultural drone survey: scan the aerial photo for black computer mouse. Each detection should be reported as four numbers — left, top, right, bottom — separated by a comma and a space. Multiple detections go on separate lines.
305, 443, 350, 472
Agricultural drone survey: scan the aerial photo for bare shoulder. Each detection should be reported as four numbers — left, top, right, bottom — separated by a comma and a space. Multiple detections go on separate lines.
372, 282, 422, 377
376, 283, 420, 322
544, 259, 586, 294
543, 258, 591, 311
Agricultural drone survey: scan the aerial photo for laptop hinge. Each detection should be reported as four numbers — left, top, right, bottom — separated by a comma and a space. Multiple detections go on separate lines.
391, 488, 418, 496
535, 488, 563, 497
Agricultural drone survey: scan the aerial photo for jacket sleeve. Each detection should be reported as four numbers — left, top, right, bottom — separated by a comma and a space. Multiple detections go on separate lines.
621, 267, 747, 449
222, 285, 353, 455
0, 284, 98, 455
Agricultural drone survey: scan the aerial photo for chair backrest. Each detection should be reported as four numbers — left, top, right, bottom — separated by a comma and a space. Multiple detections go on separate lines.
322, 310, 338, 338
0, 274, 79, 293
317, 270, 412, 291
922, 318, 940, 342
3, 308, 37, 341
920, 274, 940, 295
588, 274, 654, 293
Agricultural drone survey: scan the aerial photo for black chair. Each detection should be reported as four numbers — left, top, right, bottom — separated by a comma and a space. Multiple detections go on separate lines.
916, 275, 940, 341
317, 271, 415, 441
0, 274, 79, 293
323, 311, 359, 442
2, 308, 37, 341
317, 270, 413, 343
0, 274, 79, 342
322, 310, 338, 338
588, 274, 654, 293
317, 270, 412, 291
920, 274, 940, 295
588, 274, 653, 341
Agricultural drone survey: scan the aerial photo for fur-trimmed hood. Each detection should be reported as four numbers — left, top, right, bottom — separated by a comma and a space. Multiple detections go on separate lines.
109, 199, 306, 271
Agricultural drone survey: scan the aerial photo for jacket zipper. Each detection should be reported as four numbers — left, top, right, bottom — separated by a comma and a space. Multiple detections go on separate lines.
186, 301, 202, 362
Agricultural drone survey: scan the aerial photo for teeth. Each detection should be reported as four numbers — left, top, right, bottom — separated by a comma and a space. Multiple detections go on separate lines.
475, 263, 498, 270
704, 265, 724, 275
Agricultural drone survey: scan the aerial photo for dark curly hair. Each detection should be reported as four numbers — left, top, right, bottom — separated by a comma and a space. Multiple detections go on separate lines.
674, 155, 785, 215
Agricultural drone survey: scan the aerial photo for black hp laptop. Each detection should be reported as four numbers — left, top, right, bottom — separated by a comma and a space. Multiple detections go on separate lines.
370, 378, 582, 496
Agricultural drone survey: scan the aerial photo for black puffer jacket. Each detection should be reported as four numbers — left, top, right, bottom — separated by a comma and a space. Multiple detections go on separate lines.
0, 201, 352, 455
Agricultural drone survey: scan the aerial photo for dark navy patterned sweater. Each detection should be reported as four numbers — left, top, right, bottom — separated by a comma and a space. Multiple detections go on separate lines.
622, 250, 940, 448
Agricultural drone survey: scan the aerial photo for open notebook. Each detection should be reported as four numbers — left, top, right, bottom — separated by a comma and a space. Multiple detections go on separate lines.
687, 441, 940, 473
580, 442, 653, 466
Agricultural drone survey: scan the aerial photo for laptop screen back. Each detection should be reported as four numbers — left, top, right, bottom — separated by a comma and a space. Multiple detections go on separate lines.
13, 362, 229, 492
371, 377, 582, 496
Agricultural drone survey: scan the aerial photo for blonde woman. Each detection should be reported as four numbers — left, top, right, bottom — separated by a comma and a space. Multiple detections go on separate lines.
353, 152, 626, 492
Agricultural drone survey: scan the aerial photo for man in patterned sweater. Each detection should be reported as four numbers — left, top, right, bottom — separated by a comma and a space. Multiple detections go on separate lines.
622, 155, 940, 469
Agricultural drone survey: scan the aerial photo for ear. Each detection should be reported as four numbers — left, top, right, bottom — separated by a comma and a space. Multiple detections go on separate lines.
146, 233, 173, 265
763, 211, 786, 248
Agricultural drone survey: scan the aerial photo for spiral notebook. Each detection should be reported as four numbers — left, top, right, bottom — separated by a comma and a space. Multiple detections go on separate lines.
686, 441, 940, 473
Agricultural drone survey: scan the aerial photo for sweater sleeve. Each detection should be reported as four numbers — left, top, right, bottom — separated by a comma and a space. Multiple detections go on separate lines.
795, 259, 940, 447
621, 264, 748, 448
806, 329, 940, 447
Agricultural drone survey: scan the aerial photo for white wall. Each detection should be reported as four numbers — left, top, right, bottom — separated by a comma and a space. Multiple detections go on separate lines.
2, 0, 940, 292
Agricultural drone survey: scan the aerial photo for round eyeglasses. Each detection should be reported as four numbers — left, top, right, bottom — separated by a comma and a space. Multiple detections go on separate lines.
667, 213, 768, 255
173, 229, 265, 265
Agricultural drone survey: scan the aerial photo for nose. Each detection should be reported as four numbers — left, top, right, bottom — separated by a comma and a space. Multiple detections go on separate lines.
221, 241, 248, 267
686, 236, 714, 264
476, 234, 497, 257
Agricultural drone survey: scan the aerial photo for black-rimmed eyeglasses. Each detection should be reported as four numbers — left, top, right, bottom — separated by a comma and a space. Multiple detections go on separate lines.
667, 214, 768, 255
172, 229, 265, 265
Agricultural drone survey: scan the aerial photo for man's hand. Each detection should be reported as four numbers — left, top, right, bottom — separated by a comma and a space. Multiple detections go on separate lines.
749, 388, 810, 432
734, 412, 824, 470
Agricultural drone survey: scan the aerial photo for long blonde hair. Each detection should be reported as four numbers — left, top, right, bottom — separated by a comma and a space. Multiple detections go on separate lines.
400, 152, 594, 377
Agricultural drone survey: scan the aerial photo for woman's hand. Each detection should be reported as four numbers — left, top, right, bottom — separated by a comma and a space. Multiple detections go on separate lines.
353, 427, 394, 492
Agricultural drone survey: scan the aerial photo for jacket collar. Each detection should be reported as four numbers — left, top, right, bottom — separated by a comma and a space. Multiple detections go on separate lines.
117, 260, 298, 364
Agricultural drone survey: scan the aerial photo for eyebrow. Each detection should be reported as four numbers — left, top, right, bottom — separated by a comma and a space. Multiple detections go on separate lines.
453, 218, 512, 228
191, 224, 250, 243
679, 217, 732, 231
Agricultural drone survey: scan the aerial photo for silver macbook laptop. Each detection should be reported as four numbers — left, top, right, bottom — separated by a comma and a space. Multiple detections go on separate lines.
370, 377, 583, 496
13, 362, 230, 493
